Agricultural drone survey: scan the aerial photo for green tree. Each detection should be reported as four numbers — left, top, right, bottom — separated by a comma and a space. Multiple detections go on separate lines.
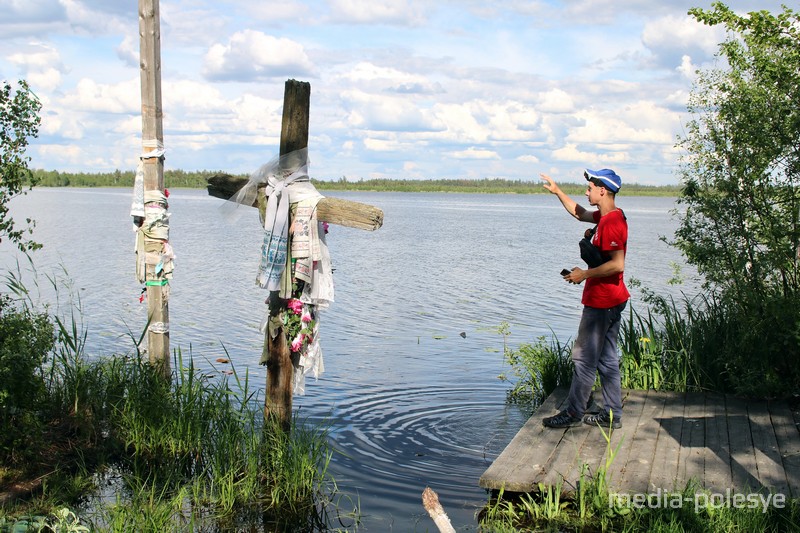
676, 3, 800, 302
1, 80, 43, 252
667, 3, 800, 397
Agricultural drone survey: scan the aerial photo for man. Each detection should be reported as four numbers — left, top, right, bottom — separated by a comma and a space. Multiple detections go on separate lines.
539, 169, 630, 429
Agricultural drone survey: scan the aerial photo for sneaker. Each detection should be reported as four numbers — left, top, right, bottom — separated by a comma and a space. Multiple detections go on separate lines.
583, 411, 622, 429
542, 409, 583, 428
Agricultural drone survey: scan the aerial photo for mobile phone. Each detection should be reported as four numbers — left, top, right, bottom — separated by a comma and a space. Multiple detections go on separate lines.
560, 268, 572, 276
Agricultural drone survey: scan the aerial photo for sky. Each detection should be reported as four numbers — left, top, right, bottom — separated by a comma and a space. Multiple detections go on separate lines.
0, 0, 790, 186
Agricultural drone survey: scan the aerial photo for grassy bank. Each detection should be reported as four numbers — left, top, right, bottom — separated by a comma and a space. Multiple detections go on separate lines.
0, 283, 355, 531
29, 169, 681, 196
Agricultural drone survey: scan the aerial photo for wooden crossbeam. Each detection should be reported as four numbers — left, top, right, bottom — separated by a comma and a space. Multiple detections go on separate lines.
206, 174, 383, 231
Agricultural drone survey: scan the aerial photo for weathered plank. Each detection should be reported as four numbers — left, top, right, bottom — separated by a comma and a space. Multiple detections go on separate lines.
703, 392, 731, 494
620, 390, 667, 494
727, 396, 761, 492
773, 402, 800, 498
539, 417, 594, 490
479, 388, 568, 492
677, 391, 705, 490
648, 391, 684, 492
207, 174, 384, 231
575, 389, 643, 490
748, 401, 789, 495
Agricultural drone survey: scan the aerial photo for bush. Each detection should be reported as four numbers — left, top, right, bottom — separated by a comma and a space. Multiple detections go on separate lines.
0, 294, 56, 460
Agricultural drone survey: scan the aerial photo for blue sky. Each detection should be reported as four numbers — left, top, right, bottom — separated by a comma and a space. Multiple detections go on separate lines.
0, 0, 789, 185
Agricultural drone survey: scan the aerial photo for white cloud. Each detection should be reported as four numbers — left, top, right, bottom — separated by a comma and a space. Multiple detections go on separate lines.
7, 42, 66, 91
242, 1, 311, 23
0, 0, 65, 25
363, 137, 401, 152
203, 30, 315, 81
518, 154, 540, 164
641, 14, 723, 69
164, 80, 230, 114
36, 144, 84, 164
551, 143, 598, 163
39, 111, 83, 140
342, 89, 440, 132
450, 147, 499, 160
537, 89, 575, 114
676, 54, 696, 79
59, 78, 140, 114
8, 42, 60, 70
115, 35, 138, 68
342, 62, 432, 90
60, 0, 129, 35
327, 0, 426, 25
26, 68, 62, 93
430, 103, 486, 143
571, 101, 677, 146
231, 94, 283, 133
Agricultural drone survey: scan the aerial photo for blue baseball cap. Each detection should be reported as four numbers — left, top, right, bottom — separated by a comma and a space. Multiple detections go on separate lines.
584, 168, 622, 193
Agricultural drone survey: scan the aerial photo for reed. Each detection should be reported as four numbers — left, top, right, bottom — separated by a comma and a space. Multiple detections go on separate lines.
1, 267, 351, 531
499, 325, 574, 412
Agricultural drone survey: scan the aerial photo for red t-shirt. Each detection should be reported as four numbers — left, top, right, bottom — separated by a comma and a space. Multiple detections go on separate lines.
582, 209, 630, 308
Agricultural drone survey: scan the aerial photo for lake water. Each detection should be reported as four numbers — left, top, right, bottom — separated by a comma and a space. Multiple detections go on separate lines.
1, 188, 698, 531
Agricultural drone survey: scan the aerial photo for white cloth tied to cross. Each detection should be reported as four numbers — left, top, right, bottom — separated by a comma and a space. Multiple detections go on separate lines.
223, 148, 334, 396
222, 148, 330, 297
258, 161, 322, 290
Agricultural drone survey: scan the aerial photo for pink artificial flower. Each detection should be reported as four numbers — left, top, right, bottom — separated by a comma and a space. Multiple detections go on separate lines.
301, 310, 312, 323
287, 298, 303, 314
322, 221, 329, 234
290, 334, 304, 352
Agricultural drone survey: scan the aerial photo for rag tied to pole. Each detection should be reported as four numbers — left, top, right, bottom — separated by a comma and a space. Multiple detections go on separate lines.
224, 147, 333, 395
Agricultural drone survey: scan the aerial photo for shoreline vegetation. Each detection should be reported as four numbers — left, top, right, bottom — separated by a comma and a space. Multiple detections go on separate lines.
29, 169, 682, 197
0, 272, 352, 531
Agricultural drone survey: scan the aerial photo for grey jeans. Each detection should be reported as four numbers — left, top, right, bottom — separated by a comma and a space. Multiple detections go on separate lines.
566, 301, 627, 420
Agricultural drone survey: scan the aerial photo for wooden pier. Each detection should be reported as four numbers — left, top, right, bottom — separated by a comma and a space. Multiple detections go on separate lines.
480, 388, 800, 498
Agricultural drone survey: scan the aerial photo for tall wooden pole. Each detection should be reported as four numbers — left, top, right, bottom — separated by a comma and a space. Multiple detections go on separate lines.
138, 0, 170, 375
264, 79, 311, 430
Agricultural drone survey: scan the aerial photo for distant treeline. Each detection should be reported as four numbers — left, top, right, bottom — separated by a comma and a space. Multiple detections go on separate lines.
30, 168, 228, 189
30, 169, 681, 196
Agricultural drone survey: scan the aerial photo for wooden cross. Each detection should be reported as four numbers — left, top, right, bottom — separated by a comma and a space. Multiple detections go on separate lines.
207, 79, 383, 430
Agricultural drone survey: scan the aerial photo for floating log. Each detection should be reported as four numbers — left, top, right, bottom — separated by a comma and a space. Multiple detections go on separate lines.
207, 173, 384, 232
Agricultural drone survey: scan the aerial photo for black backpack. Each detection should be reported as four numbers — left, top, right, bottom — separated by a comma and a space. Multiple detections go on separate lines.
579, 210, 626, 268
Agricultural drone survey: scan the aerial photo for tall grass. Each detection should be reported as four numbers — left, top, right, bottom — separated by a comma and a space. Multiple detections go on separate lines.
1, 264, 354, 531
619, 291, 800, 397
498, 323, 574, 413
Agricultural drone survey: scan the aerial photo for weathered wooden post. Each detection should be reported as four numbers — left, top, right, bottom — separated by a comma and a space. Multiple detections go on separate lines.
207, 79, 383, 431
263, 79, 311, 429
138, 0, 170, 375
